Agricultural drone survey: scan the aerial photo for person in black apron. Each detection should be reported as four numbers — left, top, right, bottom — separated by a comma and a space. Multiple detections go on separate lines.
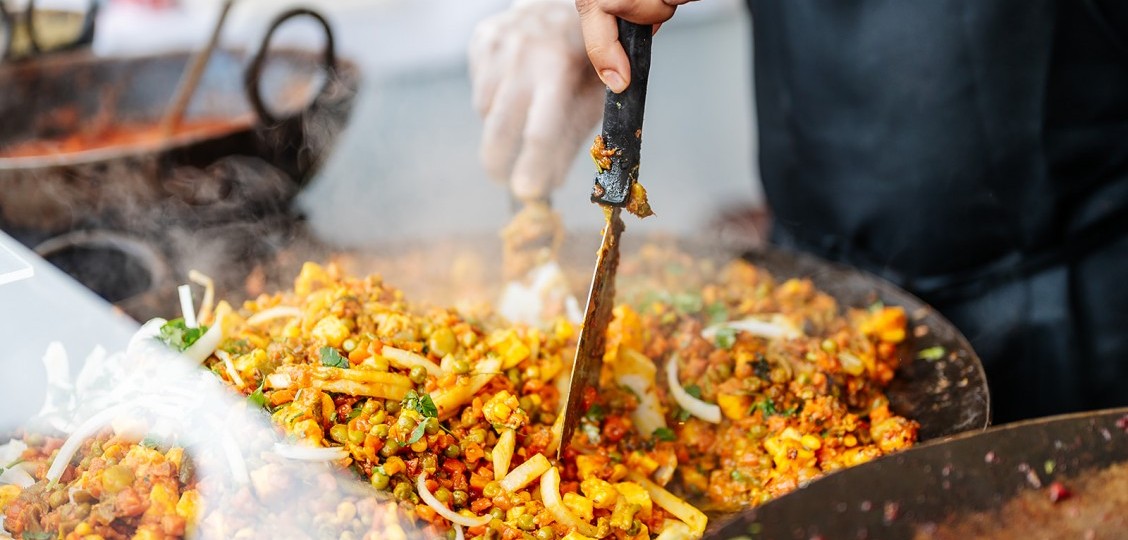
474, 0, 1128, 423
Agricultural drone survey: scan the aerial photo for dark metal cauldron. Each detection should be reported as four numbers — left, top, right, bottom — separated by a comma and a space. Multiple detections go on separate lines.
0, 8, 357, 236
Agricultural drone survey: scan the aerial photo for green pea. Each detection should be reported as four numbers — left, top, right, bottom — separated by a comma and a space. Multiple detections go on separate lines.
451, 359, 471, 375
444, 444, 462, 459
362, 399, 380, 415
820, 339, 838, 354
381, 440, 400, 457
435, 487, 452, 503
409, 365, 428, 385
536, 527, 556, 540
371, 410, 387, 425
348, 428, 366, 445
385, 400, 401, 414
516, 514, 536, 531
372, 424, 390, 439
370, 471, 390, 490
47, 488, 68, 509
428, 327, 457, 358
452, 490, 469, 508
518, 396, 537, 416
330, 424, 350, 444
467, 427, 487, 444
482, 482, 502, 499
506, 367, 521, 385
393, 481, 412, 501
490, 507, 505, 521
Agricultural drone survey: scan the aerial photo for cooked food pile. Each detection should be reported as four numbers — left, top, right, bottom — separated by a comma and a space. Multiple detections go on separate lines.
0, 252, 919, 539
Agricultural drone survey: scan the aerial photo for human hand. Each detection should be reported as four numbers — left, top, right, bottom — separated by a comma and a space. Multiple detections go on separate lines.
576, 0, 696, 92
469, 0, 605, 203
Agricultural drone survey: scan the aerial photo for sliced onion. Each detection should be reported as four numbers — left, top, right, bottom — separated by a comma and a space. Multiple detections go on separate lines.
188, 270, 215, 324
417, 472, 491, 528
0, 466, 33, 488
500, 453, 551, 493
540, 467, 599, 537
453, 523, 465, 540
383, 346, 442, 377
178, 284, 198, 329
215, 350, 246, 389
182, 304, 229, 364
701, 315, 801, 341
666, 355, 721, 424
272, 443, 348, 462
47, 403, 131, 483
493, 429, 516, 481
246, 306, 302, 326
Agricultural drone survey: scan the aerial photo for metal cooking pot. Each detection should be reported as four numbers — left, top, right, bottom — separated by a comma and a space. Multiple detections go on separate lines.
0, 8, 357, 236
712, 407, 1128, 539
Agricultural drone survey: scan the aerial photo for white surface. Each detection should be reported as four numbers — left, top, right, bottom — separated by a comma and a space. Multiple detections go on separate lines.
0, 241, 33, 286
0, 231, 138, 432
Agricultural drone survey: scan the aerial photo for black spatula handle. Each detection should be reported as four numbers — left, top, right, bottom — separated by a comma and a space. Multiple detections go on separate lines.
591, 20, 652, 207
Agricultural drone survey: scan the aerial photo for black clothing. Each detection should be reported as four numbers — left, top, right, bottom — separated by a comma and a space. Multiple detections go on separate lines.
746, 0, 1128, 422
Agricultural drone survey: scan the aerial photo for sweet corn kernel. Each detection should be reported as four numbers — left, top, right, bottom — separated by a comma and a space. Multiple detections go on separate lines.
580, 477, 619, 509
313, 315, 350, 348
576, 455, 608, 480
613, 482, 652, 517
801, 434, 822, 451
562, 492, 594, 521
717, 393, 753, 421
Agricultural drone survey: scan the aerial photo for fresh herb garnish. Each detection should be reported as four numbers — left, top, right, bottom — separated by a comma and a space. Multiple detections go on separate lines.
402, 391, 438, 418
916, 346, 947, 361
140, 436, 161, 449
23, 532, 55, 540
706, 302, 729, 324
684, 385, 703, 400
672, 293, 704, 314
406, 419, 429, 444
158, 318, 208, 352
347, 407, 364, 421
652, 427, 676, 442
220, 338, 253, 355
585, 403, 606, 422
247, 378, 268, 409
752, 397, 798, 417
581, 422, 602, 444
675, 409, 692, 422
714, 327, 738, 350
320, 346, 349, 368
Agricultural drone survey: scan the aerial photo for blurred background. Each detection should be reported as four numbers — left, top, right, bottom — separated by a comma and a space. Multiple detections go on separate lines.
90, 0, 765, 244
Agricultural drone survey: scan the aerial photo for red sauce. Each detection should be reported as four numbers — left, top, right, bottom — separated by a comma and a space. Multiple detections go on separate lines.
0, 117, 251, 159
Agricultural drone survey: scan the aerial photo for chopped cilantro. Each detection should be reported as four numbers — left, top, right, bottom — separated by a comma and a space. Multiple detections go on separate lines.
220, 338, 253, 355
714, 327, 738, 350
158, 318, 208, 352
140, 436, 161, 449
652, 427, 676, 442
585, 403, 606, 422
916, 346, 947, 361
402, 391, 438, 418
406, 419, 429, 444
672, 293, 704, 314
755, 397, 778, 417
23, 532, 54, 540
684, 385, 703, 400
320, 346, 349, 368
247, 378, 268, 409
706, 301, 729, 324
730, 470, 750, 482
347, 407, 364, 421
675, 408, 692, 422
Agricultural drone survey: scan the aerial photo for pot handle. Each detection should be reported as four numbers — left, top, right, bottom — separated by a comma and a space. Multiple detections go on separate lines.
25, 0, 98, 55
244, 8, 337, 126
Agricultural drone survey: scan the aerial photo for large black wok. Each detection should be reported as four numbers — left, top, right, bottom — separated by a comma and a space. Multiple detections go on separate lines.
713, 407, 1128, 539
0, 8, 357, 236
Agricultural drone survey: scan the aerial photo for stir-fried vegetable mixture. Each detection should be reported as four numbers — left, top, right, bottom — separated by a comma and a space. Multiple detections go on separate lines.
197, 256, 917, 539
0, 249, 919, 539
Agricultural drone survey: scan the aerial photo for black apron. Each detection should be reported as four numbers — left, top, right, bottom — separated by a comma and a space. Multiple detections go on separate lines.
746, 0, 1128, 423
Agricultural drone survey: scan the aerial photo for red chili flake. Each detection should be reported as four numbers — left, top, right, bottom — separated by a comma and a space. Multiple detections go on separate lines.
1048, 481, 1071, 503
1116, 414, 1128, 434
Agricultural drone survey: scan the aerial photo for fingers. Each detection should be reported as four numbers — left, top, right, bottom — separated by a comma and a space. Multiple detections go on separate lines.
510, 50, 597, 201
480, 72, 533, 186
468, 17, 509, 117
576, 0, 629, 93
576, 0, 675, 93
